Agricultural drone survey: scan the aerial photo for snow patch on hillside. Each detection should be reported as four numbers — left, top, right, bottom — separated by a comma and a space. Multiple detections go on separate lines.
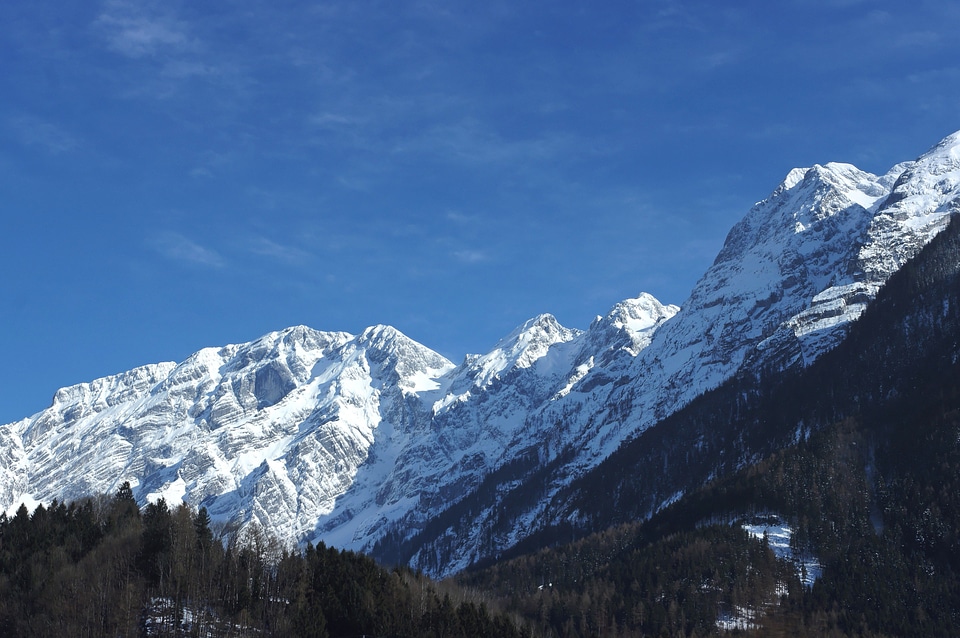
742, 515, 822, 588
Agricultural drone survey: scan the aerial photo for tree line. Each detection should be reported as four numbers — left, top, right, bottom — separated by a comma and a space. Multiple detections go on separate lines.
454, 215, 960, 635
0, 483, 530, 637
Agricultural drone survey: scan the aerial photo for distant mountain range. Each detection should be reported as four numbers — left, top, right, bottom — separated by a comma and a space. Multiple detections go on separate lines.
3, 130, 959, 578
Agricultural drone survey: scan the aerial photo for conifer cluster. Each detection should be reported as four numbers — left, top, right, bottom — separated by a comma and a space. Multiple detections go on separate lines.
0, 485, 528, 637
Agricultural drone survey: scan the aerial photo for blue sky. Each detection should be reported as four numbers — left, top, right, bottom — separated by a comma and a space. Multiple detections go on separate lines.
2, 0, 959, 423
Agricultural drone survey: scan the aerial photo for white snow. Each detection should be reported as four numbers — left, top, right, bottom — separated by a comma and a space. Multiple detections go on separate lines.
5, 493, 40, 516
146, 475, 187, 505
742, 516, 822, 588
716, 605, 760, 632
1, 130, 958, 579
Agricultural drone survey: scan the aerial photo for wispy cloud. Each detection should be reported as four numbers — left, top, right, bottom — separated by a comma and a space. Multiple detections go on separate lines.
151, 232, 224, 268
310, 112, 358, 129
452, 249, 489, 264
645, 0, 708, 33
894, 31, 942, 49
9, 115, 79, 155
445, 210, 480, 224
299, 91, 472, 151
90, 0, 240, 102
392, 117, 579, 167
697, 48, 742, 71
94, 0, 194, 59
161, 59, 221, 79
246, 237, 313, 266
188, 150, 238, 180
907, 66, 960, 84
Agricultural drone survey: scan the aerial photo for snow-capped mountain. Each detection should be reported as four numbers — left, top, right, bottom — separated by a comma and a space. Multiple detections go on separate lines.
562, 130, 960, 452
2, 131, 958, 576
384, 130, 960, 574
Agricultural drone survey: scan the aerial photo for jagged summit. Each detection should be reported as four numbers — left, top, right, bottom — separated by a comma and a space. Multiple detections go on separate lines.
357, 324, 408, 346
393, 130, 960, 575
467, 313, 581, 386
588, 293, 680, 356
859, 132, 960, 281
3, 130, 959, 577
496, 313, 572, 350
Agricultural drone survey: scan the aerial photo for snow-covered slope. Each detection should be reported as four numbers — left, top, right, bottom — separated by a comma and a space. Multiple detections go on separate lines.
391, 130, 960, 574
1, 130, 958, 576
3, 325, 456, 545
569, 130, 960, 455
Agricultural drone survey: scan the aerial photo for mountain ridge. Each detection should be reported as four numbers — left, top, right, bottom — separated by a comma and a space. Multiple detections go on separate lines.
2, 130, 959, 577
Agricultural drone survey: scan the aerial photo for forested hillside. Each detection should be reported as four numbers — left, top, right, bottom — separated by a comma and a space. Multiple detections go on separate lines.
456, 214, 960, 636
0, 485, 528, 637
532, 211, 960, 542
2, 216, 957, 636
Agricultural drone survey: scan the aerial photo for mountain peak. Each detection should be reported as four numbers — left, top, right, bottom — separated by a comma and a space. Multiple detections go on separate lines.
435, 314, 583, 397
342, 324, 455, 394
614, 137, 952, 434
4, 130, 960, 580
500, 313, 567, 342
857, 129, 960, 284
603, 293, 679, 331
489, 313, 581, 368
357, 324, 405, 347
930, 128, 960, 155
587, 293, 679, 357
715, 161, 884, 269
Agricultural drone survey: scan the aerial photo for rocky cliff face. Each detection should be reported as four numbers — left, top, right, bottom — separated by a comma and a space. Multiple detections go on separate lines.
391, 130, 960, 574
2, 131, 958, 576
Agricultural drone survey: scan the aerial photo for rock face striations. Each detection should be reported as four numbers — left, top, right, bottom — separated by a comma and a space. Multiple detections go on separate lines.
3, 131, 959, 576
